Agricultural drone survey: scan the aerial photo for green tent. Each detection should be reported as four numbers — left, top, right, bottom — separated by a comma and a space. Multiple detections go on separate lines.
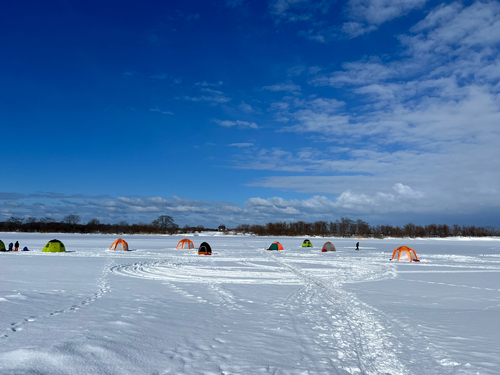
267, 241, 283, 251
0, 240, 5, 251
42, 239, 66, 253
302, 239, 313, 247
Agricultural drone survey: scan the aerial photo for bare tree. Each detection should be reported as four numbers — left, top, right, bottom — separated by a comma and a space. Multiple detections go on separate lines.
63, 214, 81, 225
151, 215, 179, 233
7, 216, 23, 231
356, 219, 371, 237
87, 218, 101, 226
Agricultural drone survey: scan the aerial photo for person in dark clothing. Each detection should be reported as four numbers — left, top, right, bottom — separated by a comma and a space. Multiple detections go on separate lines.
14, 241, 19, 251
8, 242, 13, 251
356, 242, 359, 251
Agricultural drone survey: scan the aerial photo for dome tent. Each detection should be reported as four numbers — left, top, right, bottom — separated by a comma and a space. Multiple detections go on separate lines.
321, 242, 336, 252
391, 246, 419, 262
110, 238, 129, 251
267, 241, 284, 251
302, 239, 313, 248
198, 242, 212, 255
42, 239, 66, 253
176, 238, 195, 249
0, 240, 5, 252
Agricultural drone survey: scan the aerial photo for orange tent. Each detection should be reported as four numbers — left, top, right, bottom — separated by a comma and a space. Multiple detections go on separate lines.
391, 246, 419, 262
110, 238, 129, 251
176, 238, 195, 249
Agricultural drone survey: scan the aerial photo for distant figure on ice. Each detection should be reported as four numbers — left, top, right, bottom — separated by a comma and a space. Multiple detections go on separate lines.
356, 242, 359, 251
8, 242, 13, 251
23, 246, 29, 251
14, 241, 19, 251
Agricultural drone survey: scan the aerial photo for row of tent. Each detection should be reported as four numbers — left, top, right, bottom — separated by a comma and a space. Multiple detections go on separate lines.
300, 239, 344, 250
173, 238, 212, 255
267, 240, 337, 251
267, 239, 331, 250
0, 238, 213, 255
267, 241, 420, 262
111, 238, 213, 255
2, 238, 419, 261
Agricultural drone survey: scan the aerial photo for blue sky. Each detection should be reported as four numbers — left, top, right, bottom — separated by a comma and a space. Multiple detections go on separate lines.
1, 0, 499, 227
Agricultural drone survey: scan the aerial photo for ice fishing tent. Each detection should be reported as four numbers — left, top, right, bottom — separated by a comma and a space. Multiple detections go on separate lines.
0, 240, 5, 252
42, 239, 66, 253
391, 246, 419, 262
321, 242, 336, 252
267, 241, 284, 251
176, 238, 195, 249
110, 238, 129, 251
302, 239, 313, 247
198, 242, 212, 255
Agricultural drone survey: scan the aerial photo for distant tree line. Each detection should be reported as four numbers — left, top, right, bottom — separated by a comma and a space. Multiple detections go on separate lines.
233, 217, 499, 238
0, 215, 184, 235
1, 215, 498, 238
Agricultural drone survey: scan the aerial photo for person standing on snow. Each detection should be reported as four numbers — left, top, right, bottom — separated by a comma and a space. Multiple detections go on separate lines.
356, 242, 359, 251
14, 241, 19, 251
8, 242, 13, 251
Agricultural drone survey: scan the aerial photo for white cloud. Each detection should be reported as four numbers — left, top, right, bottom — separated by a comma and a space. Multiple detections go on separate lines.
392, 183, 424, 199
410, 2, 463, 33
195, 81, 224, 87
262, 82, 302, 92
292, 1, 500, 145
150, 108, 174, 115
287, 65, 306, 76
149, 73, 168, 80
269, 0, 428, 40
270, 97, 349, 134
346, 0, 427, 26
401, 1, 500, 59
238, 101, 256, 113
341, 22, 377, 38
228, 143, 254, 147
342, 0, 428, 37
244, 183, 425, 217
269, 0, 313, 21
308, 66, 322, 75
184, 95, 231, 105
4, 201, 21, 207
243, 1, 500, 218
0, 187, 496, 227
213, 119, 259, 129
201, 88, 224, 95
231, 148, 309, 172
184, 81, 230, 105
311, 57, 400, 87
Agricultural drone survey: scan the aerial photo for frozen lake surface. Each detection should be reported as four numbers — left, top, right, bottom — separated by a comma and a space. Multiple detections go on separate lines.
1, 233, 499, 374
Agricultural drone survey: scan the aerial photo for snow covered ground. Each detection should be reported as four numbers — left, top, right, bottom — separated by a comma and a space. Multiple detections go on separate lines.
0, 233, 499, 374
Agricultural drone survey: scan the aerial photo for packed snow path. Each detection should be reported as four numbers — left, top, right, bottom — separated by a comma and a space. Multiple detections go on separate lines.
0, 233, 499, 374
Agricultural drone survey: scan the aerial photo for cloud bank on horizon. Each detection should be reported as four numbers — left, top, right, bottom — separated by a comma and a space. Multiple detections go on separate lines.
0, 0, 499, 227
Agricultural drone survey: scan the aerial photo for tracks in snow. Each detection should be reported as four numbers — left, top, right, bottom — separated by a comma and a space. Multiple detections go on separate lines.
265, 250, 475, 374
1, 257, 113, 340
109, 247, 468, 374
265, 250, 415, 374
